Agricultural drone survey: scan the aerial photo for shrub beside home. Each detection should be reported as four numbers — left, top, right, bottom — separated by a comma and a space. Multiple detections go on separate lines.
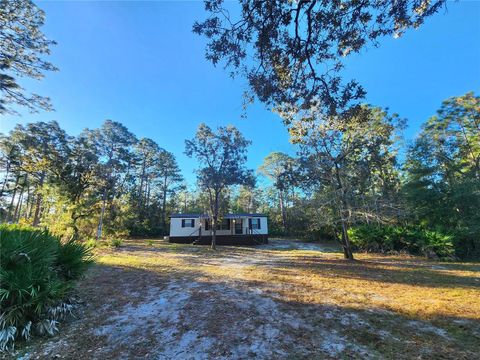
0, 225, 92, 351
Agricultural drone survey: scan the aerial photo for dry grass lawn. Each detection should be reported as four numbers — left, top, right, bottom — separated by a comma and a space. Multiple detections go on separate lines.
10, 239, 480, 359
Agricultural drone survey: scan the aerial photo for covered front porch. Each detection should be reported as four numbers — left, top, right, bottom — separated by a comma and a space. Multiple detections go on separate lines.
199, 215, 261, 237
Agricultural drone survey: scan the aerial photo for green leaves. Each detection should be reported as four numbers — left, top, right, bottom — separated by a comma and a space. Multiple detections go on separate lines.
404, 93, 480, 259
195, 0, 445, 117
57, 239, 93, 280
185, 123, 254, 194
1, 118, 186, 239
0, 224, 92, 350
0, 0, 58, 114
348, 224, 455, 259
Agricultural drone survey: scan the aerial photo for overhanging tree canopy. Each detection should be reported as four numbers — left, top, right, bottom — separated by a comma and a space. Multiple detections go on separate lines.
194, 0, 446, 118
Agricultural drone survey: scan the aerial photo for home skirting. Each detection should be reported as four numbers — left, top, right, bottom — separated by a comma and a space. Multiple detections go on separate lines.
169, 234, 268, 245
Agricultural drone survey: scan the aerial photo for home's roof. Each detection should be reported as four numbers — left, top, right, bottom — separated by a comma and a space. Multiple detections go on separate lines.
170, 213, 209, 218
224, 213, 267, 218
170, 213, 267, 218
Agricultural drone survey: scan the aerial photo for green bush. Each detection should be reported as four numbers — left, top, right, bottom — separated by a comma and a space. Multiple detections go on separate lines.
109, 238, 123, 248
421, 230, 455, 259
0, 225, 92, 351
348, 224, 454, 259
84, 238, 97, 249
451, 227, 480, 260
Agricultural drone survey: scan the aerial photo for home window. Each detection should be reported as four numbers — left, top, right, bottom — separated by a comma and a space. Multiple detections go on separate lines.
181, 219, 195, 228
205, 219, 230, 230
250, 218, 261, 230
218, 218, 230, 230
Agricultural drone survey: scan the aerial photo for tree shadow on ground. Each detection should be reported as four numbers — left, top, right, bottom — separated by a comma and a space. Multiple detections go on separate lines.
264, 256, 480, 289
158, 241, 480, 290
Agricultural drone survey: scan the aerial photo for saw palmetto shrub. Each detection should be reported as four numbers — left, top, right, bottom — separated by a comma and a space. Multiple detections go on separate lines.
348, 224, 455, 259
0, 224, 92, 351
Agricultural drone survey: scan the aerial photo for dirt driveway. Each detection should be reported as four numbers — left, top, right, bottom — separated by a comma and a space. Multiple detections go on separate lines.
12, 239, 480, 359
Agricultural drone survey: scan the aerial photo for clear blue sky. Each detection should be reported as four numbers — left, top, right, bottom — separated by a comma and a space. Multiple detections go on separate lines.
1, 1, 479, 186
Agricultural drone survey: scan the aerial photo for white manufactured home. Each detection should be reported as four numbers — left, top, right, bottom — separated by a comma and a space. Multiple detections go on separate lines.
169, 213, 268, 245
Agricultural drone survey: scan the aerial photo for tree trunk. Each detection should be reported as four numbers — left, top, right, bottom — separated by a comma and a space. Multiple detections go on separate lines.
161, 176, 168, 235
211, 192, 219, 250
7, 174, 20, 221
0, 161, 10, 198
13, 185, 24, 222
211, 215, 217, 250
32, 172, 45, 226
138, 157, 146, 212
97, 189, 107, 240
19, 175, 29, 221
184, 192, 187, 213
7, 175, 20, 221
21, 194, 28, 221
146, 180, 151, 208
26, 187, 34, 220
71, 209, 80, 240
334, 163, 354, 260
340, 219, 354, 260
279, 189, 287, 232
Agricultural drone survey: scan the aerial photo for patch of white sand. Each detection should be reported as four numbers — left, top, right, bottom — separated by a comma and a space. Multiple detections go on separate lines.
320, 332, 347, 356
94, 281, 219, 359
261, 239, 331, 252
407, 320, 451, 338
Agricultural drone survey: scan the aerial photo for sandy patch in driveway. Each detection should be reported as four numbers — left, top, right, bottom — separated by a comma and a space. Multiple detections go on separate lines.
260, 239, 334, 252
86, 276, 379, 360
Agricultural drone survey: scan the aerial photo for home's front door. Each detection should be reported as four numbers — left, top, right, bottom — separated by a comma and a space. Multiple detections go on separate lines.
235, 219, 243, 234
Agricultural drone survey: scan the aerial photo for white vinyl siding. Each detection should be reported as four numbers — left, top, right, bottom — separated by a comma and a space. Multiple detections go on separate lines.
170, 218, 199, 236
169, 215, 268, 237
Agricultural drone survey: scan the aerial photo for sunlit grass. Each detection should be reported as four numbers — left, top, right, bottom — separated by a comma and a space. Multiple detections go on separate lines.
96, 240, 480, 322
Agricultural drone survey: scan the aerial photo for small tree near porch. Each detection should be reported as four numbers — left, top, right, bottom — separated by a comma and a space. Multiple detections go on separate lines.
185, 123, 254, 249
